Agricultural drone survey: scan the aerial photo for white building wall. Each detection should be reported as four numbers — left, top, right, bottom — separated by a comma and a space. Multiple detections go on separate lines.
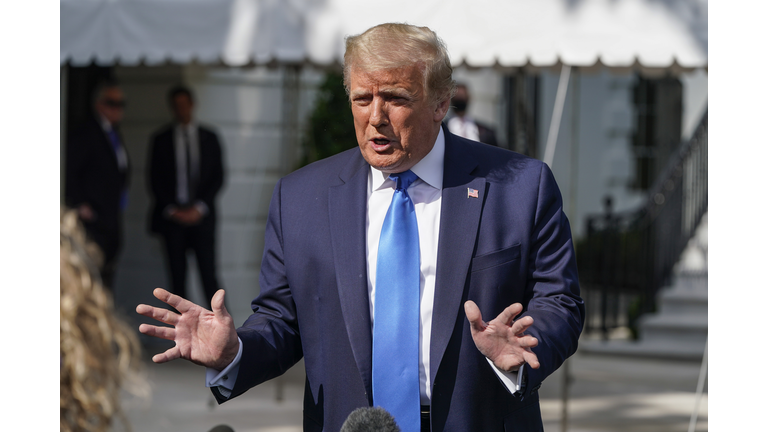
681, 68, 708, 139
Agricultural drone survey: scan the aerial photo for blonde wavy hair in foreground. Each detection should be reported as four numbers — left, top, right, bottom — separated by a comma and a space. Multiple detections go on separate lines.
60, 208, 148, 432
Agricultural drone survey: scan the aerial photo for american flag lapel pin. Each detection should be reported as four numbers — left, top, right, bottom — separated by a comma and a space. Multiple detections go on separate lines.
467, 188, 479, 198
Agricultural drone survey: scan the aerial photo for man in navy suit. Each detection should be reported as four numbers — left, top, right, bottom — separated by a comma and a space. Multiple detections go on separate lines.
138, 23, 583, 432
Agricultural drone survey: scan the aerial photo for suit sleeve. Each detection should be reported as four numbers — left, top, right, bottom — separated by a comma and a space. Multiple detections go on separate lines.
216, 179, 303, 402
519, 162, 585, 398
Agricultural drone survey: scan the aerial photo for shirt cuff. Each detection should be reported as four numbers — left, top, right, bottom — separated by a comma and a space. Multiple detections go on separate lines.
194, 200, 209, 216
205, 338, 243, 399
486, 357, 525, 394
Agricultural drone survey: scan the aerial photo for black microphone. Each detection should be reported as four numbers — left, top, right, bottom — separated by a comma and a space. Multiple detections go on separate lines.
207, 425, 235, 432
340, 407, 401, 432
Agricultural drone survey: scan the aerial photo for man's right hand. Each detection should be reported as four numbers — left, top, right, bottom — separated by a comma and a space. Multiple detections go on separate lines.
136, 288, 239, 370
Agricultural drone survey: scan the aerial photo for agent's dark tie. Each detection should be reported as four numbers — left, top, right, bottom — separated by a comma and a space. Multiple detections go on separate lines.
372, 169, 420, 432
183, 129, 196, 205
107, 128, 128, 210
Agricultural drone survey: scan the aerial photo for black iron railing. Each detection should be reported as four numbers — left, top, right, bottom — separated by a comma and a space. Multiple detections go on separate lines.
577, 110, 707, 339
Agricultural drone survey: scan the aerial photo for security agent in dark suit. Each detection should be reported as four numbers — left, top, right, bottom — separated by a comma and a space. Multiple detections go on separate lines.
446, 83, 499, 146
148, 86, 225, 309
65, 81, 130, 289
138, 24, 583, 432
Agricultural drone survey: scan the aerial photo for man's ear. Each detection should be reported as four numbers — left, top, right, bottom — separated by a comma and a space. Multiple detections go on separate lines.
434, 97, 451, 123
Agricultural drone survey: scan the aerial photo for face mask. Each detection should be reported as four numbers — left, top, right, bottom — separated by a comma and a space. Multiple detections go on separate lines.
452, 99, 468, 113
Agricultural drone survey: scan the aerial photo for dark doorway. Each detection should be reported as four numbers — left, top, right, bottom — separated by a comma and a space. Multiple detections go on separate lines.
630, 75, 683, 191
503, 71, 540, 157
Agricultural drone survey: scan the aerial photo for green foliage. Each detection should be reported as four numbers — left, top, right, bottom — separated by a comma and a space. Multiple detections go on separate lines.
300, 71, 358, 168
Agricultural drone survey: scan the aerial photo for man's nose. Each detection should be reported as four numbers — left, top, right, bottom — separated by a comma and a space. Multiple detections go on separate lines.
369, 98, 388, 127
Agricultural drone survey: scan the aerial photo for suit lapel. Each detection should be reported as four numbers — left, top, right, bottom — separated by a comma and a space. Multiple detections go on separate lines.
328, 151, 374, 400
96, 118, 121, 171
430, 131, 485, 386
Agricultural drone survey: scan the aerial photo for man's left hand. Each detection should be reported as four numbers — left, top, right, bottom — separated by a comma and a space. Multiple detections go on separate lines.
464, 301, 540, 372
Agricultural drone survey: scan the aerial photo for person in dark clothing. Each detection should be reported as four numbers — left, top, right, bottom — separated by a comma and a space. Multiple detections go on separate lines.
147, 85, 225, 309
446, 83, 499, 146
65, 81, 130, 289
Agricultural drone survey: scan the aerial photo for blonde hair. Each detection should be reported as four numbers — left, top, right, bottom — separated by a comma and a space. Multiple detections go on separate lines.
60, 207, 148, 432
343, 23, 456, 106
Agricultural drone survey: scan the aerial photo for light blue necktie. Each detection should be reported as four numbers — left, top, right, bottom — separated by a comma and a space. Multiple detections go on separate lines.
372, 170, 420, 432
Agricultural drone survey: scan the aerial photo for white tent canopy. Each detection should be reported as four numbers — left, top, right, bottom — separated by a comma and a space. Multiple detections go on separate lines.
61, 0, 707, 72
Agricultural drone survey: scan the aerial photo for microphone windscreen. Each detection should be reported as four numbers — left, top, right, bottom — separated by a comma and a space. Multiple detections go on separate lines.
340, 406, 401, 432
207, 425, 235, 432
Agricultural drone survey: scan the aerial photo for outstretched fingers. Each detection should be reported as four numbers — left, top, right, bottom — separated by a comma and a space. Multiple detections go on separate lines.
152, 346, 182, 364
510, 315, 535, 336
211, 289, 229, 319
464, 300, 487, 333
153, 287, 196, 313
516, 334, 539, 349
494, 303, 523, 326
138, 323, 176, 341
136, 303, 180, 326
523, 348, 540, 369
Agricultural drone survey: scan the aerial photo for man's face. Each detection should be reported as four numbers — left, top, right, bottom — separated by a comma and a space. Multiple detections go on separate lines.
96, 87, 126, 126
171, 93, 194, 125
349, 65, 449, 173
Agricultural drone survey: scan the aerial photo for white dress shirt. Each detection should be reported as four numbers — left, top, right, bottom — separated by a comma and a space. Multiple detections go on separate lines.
163, 122, 208, 217
207, 128, 523, 401
174, 122, 199, 205
446, 115, 480, 142
98, 115, 128, 170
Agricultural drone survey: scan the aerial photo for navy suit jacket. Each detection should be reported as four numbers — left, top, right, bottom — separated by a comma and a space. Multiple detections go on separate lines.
65, 117, 130, 263
219, 128, 584, 431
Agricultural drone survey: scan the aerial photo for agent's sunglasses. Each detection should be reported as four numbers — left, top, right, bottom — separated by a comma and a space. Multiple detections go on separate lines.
102, 98, 127, 109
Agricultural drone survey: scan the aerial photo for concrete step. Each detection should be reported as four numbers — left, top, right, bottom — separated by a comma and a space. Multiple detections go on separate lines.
669, 270, 708, 291
579, 338, 707, 361
580, 212, 708, 361
657, 286, 708, 316
579, 308, 708, 361
638, 313, 708, 347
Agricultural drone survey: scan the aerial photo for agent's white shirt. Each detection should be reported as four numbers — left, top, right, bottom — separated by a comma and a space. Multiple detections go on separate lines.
447, 115, 480, 142
163, 122, 208, 217
98, 115, 128, 170
174, 122, 199, 205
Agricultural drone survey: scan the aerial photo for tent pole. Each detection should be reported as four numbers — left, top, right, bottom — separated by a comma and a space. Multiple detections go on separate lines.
688, 337, 708, 432
280, 64, 302, 175
543, 64, 571, 167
